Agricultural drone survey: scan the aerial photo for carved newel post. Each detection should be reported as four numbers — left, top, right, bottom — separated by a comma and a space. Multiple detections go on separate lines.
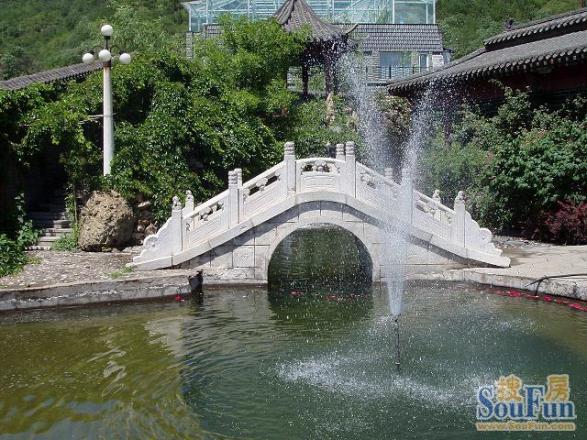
284, 141, 296, 194
400, 167, 414, 225
171, 195, 183, 255
432, 189, 442, 221
184, 190, 194, 214
451, 190, 466, 245
345, 141, 356, 197
183, 190, 194, 236
228, 170, 239, 227
335, 143, 345, 161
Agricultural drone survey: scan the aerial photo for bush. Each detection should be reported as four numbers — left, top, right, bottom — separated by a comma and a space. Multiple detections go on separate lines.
419, 89, 587, 239
533, 201, 587, 245
0, 234, 27, 277
52, 227, 79, 251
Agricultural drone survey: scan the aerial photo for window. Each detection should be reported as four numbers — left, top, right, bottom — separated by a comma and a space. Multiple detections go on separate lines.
379, 51, 413, 79
380, 51, 411, 67
394, 0, 435, 24
419, 53, 429, 69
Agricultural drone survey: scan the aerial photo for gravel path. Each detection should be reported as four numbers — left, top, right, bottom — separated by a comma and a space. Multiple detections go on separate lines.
0, 250, 192, 289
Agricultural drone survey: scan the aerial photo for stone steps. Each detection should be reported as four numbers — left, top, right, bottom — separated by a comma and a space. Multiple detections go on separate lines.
40, 227, 73, 237
32, 219, 71, 229
27, 189, 72, 250
29, 211, 67, 221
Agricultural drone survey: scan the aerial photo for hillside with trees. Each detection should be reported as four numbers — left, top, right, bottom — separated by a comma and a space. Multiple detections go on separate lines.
437, 0, 581, 58
1, 0, 583, 78
0, 0, 186, 79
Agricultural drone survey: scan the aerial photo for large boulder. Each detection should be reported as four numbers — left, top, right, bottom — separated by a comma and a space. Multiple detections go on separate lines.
78, 191, 134, 251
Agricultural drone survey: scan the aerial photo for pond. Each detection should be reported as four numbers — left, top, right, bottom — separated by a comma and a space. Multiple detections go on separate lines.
0, 281, 585, 439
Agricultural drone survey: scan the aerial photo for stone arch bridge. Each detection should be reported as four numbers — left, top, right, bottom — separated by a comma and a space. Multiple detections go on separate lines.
130, 142, 509, 281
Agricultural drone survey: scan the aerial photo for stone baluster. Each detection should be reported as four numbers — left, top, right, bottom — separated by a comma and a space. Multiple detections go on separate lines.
335, 143, 345, 161
183, 190, 194, 242
400, 167, 414, 225
284, 141, 296, 195
451, 191, 466, 246
171, 196, 183, 255
384, 167, 393, 181
235, 168, 243, 222
345, 141, 356, 197
228, 170, 239, 228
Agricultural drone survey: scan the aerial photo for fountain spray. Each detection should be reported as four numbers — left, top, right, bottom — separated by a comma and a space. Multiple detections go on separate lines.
337, 54, 435, 374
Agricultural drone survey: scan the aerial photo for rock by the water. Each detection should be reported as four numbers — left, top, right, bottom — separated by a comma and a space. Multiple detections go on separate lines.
78, 191, 134, 252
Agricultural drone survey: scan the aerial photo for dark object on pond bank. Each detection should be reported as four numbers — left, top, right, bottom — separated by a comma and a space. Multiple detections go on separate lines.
189, 271, 204, 296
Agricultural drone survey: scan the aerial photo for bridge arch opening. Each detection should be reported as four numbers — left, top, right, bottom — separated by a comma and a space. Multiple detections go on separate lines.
267, 224, 373, 294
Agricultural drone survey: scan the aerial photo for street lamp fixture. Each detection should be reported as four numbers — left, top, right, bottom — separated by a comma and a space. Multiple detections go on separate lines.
82, 24, 131, 176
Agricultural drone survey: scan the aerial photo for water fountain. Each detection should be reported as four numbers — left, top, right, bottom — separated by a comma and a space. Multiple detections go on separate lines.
338, 53, 436, 371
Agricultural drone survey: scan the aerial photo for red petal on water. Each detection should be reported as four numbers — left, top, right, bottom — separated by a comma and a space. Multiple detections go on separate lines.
508, 290, 522, 297
543, 295, 553, 302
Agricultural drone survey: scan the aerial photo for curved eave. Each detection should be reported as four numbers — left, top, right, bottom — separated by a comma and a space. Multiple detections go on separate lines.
485, 8, 587, 47
389, 40, 587, 94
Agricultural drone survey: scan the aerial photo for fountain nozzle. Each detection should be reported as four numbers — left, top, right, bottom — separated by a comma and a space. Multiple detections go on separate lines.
393, 315, 401, 373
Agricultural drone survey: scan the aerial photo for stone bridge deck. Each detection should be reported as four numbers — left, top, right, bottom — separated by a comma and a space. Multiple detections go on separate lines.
130, 141, 509, 281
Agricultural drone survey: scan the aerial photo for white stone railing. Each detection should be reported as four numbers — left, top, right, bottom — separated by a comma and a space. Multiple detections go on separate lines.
132, 141, 504, 268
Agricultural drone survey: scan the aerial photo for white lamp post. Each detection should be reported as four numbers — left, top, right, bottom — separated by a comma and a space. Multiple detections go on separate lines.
82, 24, 132, 176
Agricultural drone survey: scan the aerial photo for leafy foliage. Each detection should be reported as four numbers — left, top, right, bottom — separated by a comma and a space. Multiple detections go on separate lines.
0, 234, 27, 277
419, 89, 587, 240
1, 15, 352, 226
0, 194, 39, 277
536, 201, 587, 244
0, 0, 186, 79
437, 0, 579, 58
2, 0, 582, 78
52, 227, 80, 251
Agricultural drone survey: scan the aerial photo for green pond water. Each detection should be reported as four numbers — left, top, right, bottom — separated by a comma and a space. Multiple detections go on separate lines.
0, 283, 586, 439
0, 228, 586, 439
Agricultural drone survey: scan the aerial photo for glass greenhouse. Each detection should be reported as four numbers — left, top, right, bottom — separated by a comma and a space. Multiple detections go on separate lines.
184, 0, 436, 32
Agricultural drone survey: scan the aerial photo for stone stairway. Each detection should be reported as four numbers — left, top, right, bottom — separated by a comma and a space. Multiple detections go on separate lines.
27, 190, 72, 250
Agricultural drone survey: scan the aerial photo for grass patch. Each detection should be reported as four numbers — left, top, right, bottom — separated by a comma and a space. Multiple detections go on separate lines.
51, 227, 79, 251
110, 266, 133, 279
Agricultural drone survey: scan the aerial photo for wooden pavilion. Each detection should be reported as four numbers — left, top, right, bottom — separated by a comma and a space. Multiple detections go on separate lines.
273, 0, 354, 95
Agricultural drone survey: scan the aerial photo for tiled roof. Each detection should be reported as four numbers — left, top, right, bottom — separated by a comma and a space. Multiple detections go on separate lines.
273, 0, 346, 42
350, 24, 443, 52
0, 61, 101, 91
485, 7, 587, 47
389, 9, 587, 94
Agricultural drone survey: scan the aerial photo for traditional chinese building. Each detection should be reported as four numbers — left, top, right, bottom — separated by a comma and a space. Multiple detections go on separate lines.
184, 0, 447, 84
388, 8, 587, 108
